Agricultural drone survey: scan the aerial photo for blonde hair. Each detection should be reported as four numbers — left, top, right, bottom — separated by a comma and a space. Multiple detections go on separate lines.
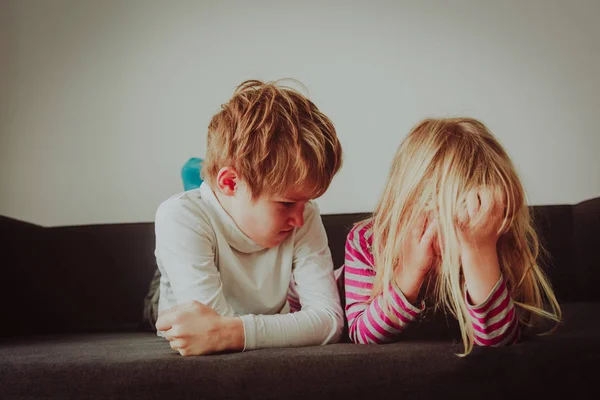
371, 117, 561, 356
202, 79, 342, 199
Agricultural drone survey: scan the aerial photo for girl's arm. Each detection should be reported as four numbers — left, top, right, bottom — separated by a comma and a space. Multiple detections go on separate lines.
459, 188, 520, 346
344, 221, 425, 344
464, 272, 520, 346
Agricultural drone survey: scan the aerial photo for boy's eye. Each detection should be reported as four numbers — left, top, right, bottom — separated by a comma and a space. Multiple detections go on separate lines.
280, 202, 295, 207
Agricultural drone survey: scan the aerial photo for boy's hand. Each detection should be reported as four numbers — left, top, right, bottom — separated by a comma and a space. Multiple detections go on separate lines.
456, 187, 505, 304
156, 301, 244, 356
395, 213, 438, 303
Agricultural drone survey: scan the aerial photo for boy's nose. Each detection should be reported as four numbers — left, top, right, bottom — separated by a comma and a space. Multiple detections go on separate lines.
289, 206, 305, 228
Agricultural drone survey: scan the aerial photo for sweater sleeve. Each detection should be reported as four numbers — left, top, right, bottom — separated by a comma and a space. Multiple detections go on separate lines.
344, 220, 425, 344
465, 274, 520, 346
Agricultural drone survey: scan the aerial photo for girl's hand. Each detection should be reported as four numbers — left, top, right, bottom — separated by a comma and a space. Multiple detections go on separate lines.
395, 213, 438, 303
456, 187, 505, 304
456, 187, 506, 253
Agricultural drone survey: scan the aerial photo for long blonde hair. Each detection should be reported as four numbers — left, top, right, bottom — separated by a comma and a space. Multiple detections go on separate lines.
371, 117, 561, 356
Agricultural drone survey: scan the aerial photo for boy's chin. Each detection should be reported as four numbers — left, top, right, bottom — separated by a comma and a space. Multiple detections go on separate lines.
252, 236, 279, 249
262, 232, 291, 248
262, 240, 281, 249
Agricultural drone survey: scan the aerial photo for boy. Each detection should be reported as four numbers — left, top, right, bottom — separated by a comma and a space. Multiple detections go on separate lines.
154, 80, 344, 355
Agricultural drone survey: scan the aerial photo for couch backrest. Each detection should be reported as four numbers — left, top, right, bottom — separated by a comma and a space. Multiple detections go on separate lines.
1, 198, 598, 336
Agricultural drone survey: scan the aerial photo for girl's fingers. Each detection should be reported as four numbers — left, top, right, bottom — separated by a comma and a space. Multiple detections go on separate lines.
494, 186, 510, 234
476, 187, 495, 227
494, 186, 506, 214
456, 202, 468, 227
466, 189, 480, 222
421, 217, 437, 246
411, 212, 427, 241
478, 188, 493, 215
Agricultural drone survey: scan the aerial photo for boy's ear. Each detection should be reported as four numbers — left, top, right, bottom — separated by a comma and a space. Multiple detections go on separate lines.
216, 167, 238, 196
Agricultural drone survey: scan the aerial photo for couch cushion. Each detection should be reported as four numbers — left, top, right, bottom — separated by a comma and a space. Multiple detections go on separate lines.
1, 303, 598, 399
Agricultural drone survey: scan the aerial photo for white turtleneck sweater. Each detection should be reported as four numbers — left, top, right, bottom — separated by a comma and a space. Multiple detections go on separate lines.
154, 183, 343, 350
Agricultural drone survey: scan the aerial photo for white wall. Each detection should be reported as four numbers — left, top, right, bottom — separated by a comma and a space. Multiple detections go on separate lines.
1, 0, 599, 227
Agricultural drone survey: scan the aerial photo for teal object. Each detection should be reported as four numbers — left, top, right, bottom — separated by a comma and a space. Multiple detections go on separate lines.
182, 157, 204, 191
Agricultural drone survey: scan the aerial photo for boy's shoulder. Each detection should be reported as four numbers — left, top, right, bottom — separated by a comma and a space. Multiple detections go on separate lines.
155, 188, 214, 230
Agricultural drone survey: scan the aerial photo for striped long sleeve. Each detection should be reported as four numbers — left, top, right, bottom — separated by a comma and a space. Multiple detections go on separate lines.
344, 220, 425, 344
344, 219, 520, 346
465, 275, 520, 346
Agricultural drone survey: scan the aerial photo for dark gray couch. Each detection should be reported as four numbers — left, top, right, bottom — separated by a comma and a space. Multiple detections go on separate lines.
1, 198, 599, 399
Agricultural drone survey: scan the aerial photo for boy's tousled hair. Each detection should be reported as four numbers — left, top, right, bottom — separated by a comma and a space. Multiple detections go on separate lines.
202, 79, 342, 199
370, 117, 561, 356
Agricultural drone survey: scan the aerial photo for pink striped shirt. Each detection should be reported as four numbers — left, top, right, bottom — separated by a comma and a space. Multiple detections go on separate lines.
343, 219, 520, 346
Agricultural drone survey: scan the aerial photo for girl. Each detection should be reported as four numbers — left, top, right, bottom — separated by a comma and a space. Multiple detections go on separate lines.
343, 117, 561, 355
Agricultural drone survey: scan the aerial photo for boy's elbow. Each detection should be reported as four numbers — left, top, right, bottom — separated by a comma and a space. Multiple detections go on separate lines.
320, 305, 344, 345
330, 310, 345, 344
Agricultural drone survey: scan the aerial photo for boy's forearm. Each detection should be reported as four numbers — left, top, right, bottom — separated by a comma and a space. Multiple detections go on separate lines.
461, 245, 501, 305
239, 308, 343, 350
218, 317, 245, 352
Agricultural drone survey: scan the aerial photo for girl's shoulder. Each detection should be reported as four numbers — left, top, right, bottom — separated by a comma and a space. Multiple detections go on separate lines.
347, 217, 374, 254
